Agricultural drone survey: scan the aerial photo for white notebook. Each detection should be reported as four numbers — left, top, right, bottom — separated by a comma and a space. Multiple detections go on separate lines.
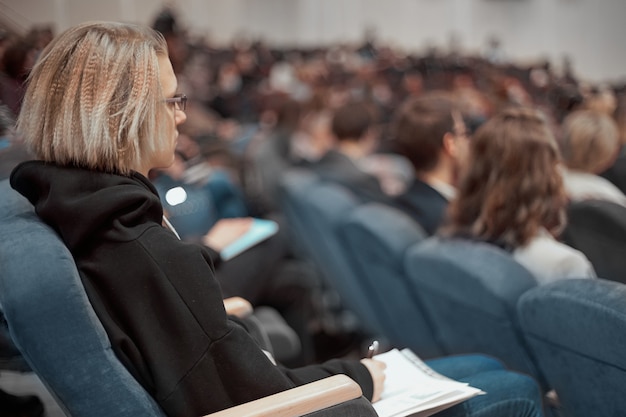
372, 348, 485, 417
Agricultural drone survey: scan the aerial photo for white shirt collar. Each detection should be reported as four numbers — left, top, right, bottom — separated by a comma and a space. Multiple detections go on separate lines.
427, 177, 457, 201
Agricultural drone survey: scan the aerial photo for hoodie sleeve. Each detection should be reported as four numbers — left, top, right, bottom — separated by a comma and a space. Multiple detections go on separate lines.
279, 359, 374, 401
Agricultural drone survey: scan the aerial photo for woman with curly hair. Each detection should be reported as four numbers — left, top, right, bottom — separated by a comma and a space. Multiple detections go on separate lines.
442, 106, 596, 284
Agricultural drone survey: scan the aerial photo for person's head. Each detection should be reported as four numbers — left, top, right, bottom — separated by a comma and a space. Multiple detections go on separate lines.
331, 99, 376, 142
17, 21, 187, 176
390, 91, 469, 181
560, 109, 620, 174
443, 106, 566, 249
0, 36, 37, 81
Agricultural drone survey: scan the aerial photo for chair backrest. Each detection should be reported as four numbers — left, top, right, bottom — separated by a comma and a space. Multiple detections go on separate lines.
277, 169, 320, 259
518, 279, 626, 417
0, 179, 166, 417
560, 199, 626, 284
337, 203, 443, 358
403, 237, 546, 387
279, 170, 385, 336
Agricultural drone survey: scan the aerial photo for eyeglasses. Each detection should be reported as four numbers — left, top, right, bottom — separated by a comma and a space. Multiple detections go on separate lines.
165, 93, 187, 111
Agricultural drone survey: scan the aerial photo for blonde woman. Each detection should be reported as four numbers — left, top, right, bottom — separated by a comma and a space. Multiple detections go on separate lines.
559, 109, 626, 206
10, 22, 542, 417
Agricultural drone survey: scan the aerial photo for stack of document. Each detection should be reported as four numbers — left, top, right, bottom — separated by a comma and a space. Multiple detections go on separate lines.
372, 348, 485, 417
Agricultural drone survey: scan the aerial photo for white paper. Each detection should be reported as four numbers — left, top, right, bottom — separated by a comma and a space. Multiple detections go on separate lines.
372, 349, 485, 417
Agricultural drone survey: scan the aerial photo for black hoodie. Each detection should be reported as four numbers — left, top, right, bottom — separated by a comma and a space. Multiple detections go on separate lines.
10, 161, 373, 416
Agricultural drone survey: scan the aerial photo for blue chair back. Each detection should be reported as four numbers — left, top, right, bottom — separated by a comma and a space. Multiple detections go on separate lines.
278, 169, 320, 259
0, 179, 166, 417
561, 199, 626, 284
337, 203, 443, 358
518, 278, 626, 417
280, 171, 384, 336
403, 237, 546, 387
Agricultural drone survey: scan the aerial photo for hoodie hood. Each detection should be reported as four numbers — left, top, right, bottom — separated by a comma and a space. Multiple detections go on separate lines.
10, 161, 163, 251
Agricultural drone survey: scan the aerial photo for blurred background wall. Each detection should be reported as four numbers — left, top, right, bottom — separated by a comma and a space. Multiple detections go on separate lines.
1, 0, 624, 83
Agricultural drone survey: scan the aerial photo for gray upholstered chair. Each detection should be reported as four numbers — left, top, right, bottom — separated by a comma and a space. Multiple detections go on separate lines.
560, 199, 626, 284
0, 179, 376, 417
337, 202, 443, 359
518, 278, 626, 417
403, 237, 547, 389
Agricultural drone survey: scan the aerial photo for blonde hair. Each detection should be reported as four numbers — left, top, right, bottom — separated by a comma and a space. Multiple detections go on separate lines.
17, 21, 169, 175
560, 110, 620, 174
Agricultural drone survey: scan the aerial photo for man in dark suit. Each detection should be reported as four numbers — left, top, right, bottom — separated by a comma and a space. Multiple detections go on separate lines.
309, 100, 394, 205
390, 92, 471, 235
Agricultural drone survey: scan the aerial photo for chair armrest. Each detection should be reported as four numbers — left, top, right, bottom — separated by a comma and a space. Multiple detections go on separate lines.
223, 297, 253, 318
204, 374, 363, 417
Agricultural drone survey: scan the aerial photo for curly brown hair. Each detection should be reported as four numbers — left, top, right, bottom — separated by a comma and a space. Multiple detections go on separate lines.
442, 106, 567, 249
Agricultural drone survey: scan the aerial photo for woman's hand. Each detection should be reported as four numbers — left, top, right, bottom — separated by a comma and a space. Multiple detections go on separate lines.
360, 358, 386, 403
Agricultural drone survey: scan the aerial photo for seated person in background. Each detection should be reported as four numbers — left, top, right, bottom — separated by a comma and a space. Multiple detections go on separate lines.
10, 21, 545, 417
390, 91, 470, 235
309, 99, 396, 204
441, 107, 596, 284
559, 109, 626, 206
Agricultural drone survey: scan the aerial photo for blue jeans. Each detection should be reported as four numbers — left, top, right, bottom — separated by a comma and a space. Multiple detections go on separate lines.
425, 355, 544, 417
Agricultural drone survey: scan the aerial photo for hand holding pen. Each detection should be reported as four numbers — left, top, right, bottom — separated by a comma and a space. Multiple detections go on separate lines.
361, 340, 385, 402
367, 340, 380, 359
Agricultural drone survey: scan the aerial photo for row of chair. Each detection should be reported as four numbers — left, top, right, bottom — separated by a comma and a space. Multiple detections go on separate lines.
279, 169, 626, 417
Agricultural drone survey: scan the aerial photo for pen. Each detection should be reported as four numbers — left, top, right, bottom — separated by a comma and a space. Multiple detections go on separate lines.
366, 340, 379, 359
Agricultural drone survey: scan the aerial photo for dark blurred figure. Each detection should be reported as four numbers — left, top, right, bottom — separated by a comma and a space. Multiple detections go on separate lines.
151, 7, 189, 74
0, 36, 37, 117
0, 103, 31, 180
